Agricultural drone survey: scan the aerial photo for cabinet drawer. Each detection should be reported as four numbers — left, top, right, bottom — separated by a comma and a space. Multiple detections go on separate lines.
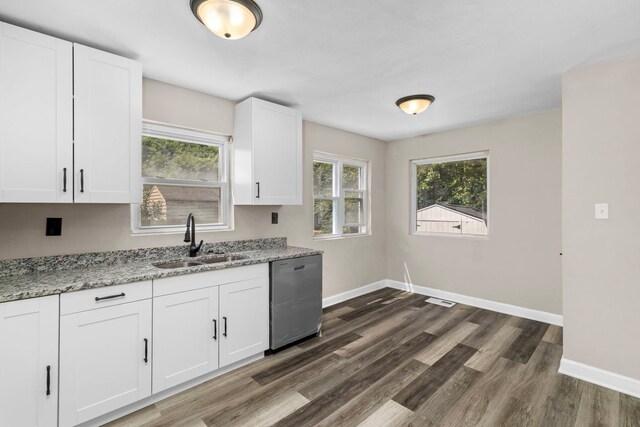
154, 264, 268, 296
60, 281, 152, 315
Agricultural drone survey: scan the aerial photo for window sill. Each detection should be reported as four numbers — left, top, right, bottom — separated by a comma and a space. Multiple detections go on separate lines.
313, 233, 371, 241
411, 231, 489, 240
132, 225, 232, 236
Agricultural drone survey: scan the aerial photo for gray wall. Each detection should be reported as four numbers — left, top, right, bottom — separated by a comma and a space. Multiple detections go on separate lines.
386, 110, 563, 314
0, 79, 388, 299
562, 53, 640, 380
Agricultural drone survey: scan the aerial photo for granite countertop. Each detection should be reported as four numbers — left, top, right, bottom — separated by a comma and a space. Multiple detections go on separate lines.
0, 246, 322, 304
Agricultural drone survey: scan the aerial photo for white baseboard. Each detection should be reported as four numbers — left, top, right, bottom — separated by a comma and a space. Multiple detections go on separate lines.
559, 357, 640, 399
322, 280, 387, 308
385, 279, 563, 326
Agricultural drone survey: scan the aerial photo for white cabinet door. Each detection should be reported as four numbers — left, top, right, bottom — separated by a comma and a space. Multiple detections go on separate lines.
232, 98, 302, 205
153, 287, 219, 393
219, 277, 269, 367
0, 22, 72, 203
0, 295, 59, 427
252, 99, 302, 205
59, 300, 152, 427
73, 43, 141, 204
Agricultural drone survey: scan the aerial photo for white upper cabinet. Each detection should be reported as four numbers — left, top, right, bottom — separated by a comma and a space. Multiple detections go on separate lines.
73, 44, 142, 204
0, 22, 73, 203
0, 20, 141, 204
233, 98, 302, 205
0, 295, 59, 427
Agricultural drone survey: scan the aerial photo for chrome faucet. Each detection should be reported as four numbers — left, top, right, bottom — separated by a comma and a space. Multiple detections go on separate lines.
184, 213, 203, 257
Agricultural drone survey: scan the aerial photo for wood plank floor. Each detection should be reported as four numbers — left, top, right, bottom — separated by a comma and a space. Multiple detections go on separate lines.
108, 288, 640, 427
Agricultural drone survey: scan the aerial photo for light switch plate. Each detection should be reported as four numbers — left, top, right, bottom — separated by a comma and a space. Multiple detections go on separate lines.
595, 203, 609, 219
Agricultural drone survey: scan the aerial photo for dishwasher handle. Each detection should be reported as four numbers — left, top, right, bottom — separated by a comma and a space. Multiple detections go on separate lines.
293, 265, 305, 271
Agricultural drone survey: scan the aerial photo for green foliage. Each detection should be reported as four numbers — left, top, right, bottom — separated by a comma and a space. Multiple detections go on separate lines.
416, 159, 487, 214
313, 161, 333, 197
342, 165, 360, 189
313, 162, 334, 234
142, 136, 219, 181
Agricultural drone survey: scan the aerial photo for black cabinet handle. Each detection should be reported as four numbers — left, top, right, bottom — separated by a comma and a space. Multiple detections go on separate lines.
294, 265, 306, 271
46, 365, 51, 396
80, 169, 84, 193
143, 338, 148, 363
63, 168, 67, 193
223, 316, 228, 337
95, 292, 125, 302
256, 182, 260, 199
213, 319, 217, 340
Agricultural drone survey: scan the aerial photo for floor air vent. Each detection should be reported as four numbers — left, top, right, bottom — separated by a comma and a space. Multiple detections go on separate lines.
426, 297, 456, 308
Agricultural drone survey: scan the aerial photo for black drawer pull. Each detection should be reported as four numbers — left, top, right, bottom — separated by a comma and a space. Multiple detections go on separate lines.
256, 182, 260, 198
63, 168, 67, 193
143, 338, 149, 363
80, 169, 85, 193
213, 319, 217, 340
223, 316, 228, 337
294, 265, 305, 271
46, 365, 51, 396
95, 292, 125, 302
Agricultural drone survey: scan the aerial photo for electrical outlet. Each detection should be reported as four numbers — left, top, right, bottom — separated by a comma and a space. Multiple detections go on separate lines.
595, 203, 609, 220
46, 218, 62, 236
272, 212, 278, 224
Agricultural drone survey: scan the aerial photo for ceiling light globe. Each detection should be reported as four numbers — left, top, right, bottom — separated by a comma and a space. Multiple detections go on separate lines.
191, 0, 262, 40
396, 95, 436, 115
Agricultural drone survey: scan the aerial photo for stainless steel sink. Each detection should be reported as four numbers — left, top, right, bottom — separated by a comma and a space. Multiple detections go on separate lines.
153, 261, 204, 269
199, 255, 248, 264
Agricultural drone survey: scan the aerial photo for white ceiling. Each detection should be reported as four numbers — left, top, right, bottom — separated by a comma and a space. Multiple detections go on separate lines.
1, 0, 640, 141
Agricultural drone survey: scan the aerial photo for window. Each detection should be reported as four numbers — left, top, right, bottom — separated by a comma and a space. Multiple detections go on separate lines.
411, 151, 488, 237
313, 153, 368, 238
132, 122, 230, 233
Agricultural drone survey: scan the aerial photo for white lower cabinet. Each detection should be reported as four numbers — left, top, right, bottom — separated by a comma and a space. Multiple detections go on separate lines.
0, 295, 59, 427
219, 278, 269, 367
59, 299, 152, 427
152, 264, 269, 389
152, 287, 219, 393
1, 264, 269, 426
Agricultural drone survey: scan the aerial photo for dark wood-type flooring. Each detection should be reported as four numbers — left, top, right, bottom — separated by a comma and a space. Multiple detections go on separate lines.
108, 288, 640, 427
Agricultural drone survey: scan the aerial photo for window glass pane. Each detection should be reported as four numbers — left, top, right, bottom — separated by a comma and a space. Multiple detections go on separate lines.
141, 184, 221, 227
345, 191, 364, 225
343, 225, 364, 234
314, 199, 334, 235
142, 136, 219, 181
342, 165, 361, 189
313, 161, 334, 197
415, 158, 487, 236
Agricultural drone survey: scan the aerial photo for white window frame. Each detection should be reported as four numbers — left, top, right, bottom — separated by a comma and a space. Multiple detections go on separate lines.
410, 151, 490, 238
313, 152, 369, 239
131, 121, 231, 235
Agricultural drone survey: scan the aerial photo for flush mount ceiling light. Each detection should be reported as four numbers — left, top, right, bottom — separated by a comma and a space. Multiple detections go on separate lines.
395, 94, 436, 115
190, 0, 263, 40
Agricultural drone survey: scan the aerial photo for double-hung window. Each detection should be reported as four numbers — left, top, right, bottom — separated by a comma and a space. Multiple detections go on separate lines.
411, 151, 489, 237
132, 122, 230, 233
313, 152, 369, 238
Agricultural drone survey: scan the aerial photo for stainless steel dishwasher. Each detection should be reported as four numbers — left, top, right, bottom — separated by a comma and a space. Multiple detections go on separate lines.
269, 254, 322, 351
